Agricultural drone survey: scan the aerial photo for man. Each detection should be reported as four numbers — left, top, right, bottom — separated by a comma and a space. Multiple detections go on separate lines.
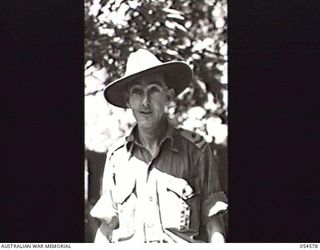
90, 49, 228, 243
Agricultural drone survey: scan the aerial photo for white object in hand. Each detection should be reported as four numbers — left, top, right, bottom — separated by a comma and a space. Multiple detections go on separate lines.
208, 201, 228, 217
156, 169, 193, 199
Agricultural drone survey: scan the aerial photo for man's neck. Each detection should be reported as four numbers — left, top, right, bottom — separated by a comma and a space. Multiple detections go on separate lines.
137, 117, 167, 153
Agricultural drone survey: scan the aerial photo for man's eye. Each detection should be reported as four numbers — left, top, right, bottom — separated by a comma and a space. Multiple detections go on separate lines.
131, 88, 143, 95
149, 86, 161, 94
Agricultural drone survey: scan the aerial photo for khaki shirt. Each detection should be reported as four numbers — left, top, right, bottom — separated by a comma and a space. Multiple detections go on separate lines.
91, 123, 227, 243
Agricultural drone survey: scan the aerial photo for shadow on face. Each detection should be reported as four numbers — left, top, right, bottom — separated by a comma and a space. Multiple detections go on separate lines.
125, 72, 175, 129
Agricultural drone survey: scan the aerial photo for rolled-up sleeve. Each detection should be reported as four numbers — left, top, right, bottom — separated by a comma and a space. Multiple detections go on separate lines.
197, 144, 228, 235
90, 151, 118, 225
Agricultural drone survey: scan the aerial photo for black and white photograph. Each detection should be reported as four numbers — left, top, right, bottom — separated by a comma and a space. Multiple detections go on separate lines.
84, 0, 228, 243
2, 0, 320, 246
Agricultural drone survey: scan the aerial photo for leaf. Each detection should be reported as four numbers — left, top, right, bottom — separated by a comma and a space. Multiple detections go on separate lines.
166, 13, 185, 20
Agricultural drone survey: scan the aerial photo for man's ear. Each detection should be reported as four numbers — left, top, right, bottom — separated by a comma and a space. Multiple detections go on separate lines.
166, 88, 175, 103
123, 92, 131, 108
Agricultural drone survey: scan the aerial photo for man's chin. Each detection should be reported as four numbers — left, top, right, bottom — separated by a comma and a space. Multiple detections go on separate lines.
135, 115, 166, 129
137, 122, 155, 129
136, 119, 158, 129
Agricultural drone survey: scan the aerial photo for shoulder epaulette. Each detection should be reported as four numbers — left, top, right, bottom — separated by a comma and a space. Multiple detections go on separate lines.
178, 128, 207, 151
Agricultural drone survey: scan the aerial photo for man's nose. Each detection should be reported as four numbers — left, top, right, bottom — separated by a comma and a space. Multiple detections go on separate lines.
141, 90, 150, 106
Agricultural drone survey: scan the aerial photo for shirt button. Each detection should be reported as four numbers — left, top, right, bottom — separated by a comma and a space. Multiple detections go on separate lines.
149, 196, 153, 202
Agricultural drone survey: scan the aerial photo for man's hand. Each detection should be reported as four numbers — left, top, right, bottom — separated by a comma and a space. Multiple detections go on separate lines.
98, 216, 119, 242
209, 232, 225, 243
206, 215, 225, 243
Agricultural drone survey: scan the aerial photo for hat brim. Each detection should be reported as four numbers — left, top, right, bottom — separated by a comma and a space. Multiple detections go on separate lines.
103, 61, 193, 108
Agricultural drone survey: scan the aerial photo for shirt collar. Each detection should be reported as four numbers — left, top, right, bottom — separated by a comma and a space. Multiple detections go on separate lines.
125, 121, 179, 152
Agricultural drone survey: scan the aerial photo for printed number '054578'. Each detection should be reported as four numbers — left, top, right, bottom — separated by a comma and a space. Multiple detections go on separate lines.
300, 244, 318, 249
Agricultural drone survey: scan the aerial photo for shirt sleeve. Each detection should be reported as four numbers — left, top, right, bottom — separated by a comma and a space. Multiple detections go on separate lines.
197, 143, 228, 229
90, 151, 118, 227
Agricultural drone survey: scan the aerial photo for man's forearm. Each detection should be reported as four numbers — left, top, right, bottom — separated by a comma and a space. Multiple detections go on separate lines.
206, 214, 226, 243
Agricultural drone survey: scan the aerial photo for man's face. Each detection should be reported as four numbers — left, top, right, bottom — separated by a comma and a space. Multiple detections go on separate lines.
126, 73, 173, 129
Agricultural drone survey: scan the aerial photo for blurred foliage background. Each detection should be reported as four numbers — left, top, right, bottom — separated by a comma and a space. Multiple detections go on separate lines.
84, 0, 228, 241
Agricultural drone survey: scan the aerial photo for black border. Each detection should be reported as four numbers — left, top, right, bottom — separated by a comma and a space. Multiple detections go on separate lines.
1, 0, 84, 242
1, 0, 320, 243
228, 0, 320, 242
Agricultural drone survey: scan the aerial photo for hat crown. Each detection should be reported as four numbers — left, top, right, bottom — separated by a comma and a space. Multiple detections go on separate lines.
125, 49, 163, 76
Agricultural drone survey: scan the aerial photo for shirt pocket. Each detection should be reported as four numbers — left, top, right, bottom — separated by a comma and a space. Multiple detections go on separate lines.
156, 171, 200, 231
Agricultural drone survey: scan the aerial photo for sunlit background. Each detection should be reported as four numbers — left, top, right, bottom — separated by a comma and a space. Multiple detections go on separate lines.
84, 0, 227, 241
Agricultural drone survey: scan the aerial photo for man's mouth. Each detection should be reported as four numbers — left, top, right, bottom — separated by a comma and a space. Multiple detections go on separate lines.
140, 110, 153, 115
